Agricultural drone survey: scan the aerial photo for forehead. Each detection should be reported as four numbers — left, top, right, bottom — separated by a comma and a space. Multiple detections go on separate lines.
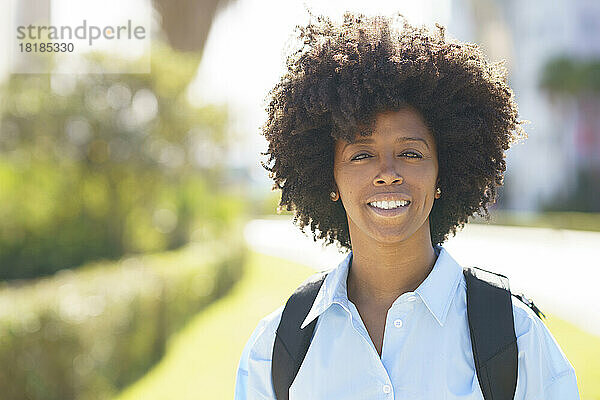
335, 107, 435, 149
372, 108, 431, 138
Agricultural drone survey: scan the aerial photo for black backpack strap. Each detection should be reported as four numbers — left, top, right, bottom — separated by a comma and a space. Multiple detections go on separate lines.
463, 266, 518, 400
272, 264, 531, 400
271, 270, 328, 400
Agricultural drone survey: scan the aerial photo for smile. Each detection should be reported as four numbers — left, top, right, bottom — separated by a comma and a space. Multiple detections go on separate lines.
368, 200, 410, 209
367, 200, 411, 217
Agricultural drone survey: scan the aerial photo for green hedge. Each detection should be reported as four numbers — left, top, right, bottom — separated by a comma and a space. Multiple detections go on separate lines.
0, 237, 246, 400
0, 44, 236, 280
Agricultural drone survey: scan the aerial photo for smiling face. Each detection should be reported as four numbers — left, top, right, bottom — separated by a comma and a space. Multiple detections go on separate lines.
333, 107, 439, 246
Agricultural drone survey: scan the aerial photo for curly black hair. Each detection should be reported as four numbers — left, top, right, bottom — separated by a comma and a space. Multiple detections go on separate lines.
261, 12, 525, 250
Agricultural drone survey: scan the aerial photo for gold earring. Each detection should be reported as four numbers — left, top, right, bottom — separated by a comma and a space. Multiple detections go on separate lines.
435, 187, 441, 198
330, 191, 338, 201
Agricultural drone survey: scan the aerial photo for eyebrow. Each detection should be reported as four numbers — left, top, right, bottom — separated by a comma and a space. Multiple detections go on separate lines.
343, 136, 430, 152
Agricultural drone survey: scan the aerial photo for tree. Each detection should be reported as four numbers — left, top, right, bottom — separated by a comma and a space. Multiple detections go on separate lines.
0, 44, 240, 279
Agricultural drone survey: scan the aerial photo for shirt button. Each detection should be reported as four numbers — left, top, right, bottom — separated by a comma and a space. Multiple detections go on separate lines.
393, 319, 403, 328
383, 384, 392, 394
407, 296, 417, 302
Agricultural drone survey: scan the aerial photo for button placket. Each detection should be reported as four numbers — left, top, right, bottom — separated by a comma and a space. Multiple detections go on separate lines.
382, 298, 416, 361
388, 299, 415, 330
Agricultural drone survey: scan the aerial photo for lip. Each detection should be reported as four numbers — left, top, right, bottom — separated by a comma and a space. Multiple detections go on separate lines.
366, 192, 411, 203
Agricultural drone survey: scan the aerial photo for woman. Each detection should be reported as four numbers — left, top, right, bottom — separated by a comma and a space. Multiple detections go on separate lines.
235, 12, 579, 399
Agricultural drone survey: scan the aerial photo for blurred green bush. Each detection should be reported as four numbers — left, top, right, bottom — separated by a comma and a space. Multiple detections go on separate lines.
541, 57, 600, 95
0, 234, 246, 400
255, 190, 294, 217
0, 43, 243, 280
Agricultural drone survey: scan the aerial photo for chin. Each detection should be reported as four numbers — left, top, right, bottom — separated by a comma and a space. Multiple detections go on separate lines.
370, 228, 416, 244
347, 216, 425, 246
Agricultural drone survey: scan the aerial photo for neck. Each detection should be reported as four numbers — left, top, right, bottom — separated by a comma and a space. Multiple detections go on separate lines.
346, 223, 438, 310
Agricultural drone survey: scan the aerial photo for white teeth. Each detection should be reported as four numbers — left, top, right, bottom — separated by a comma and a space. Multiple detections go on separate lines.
369, 200, 409, 209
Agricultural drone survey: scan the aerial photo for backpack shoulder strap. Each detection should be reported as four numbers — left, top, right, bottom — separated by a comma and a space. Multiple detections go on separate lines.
271, 270, 329, 400
463, 266, 518, 400
272, 265, 527, 400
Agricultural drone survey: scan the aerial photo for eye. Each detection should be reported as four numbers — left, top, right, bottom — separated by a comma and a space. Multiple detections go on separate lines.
401, 151, 422, 159
351, 153, 372, 161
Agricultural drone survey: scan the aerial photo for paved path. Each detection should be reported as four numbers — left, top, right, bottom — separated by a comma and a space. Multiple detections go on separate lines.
244, 217, 600, 336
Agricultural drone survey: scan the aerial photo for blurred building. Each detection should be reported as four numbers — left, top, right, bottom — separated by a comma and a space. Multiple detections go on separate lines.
448, 0, 600, 211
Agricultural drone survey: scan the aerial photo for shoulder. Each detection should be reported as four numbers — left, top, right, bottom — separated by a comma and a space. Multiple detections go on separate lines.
455, 267, 578, 398
241, 305, 283, 365
234, 306, 283, 399
511, 296, 573, 374
510, 295, 579, 398
455, 264, 571, 376
235, 268, 332, 399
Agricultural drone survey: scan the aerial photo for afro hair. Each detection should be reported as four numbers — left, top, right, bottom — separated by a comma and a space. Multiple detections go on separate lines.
261, 12, 525, 250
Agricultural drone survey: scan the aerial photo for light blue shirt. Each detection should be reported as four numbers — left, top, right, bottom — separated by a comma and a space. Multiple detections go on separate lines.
234, 247, 579, 399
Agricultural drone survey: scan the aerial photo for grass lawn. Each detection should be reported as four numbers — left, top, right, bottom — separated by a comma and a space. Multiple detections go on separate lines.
115, 251, 600, 400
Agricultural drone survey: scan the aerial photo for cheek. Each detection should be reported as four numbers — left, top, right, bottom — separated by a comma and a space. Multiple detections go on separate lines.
338, 180, 358, 202
336, 168, 371, 194
423, 162, 439, 185
409, 166, 438, 201
335, 167, 360, 193
336, 172, 366, 210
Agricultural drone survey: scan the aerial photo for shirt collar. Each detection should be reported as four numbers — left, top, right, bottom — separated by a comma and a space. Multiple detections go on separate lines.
414, 246, 463, 326
300, 245, 463, 329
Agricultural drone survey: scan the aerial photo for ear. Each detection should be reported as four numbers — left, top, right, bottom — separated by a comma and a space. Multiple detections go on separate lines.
329, 179, 340, 201
331, 178, 338, 193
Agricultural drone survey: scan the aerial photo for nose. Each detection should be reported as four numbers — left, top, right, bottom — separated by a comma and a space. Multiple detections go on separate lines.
373, 154, 403, 186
